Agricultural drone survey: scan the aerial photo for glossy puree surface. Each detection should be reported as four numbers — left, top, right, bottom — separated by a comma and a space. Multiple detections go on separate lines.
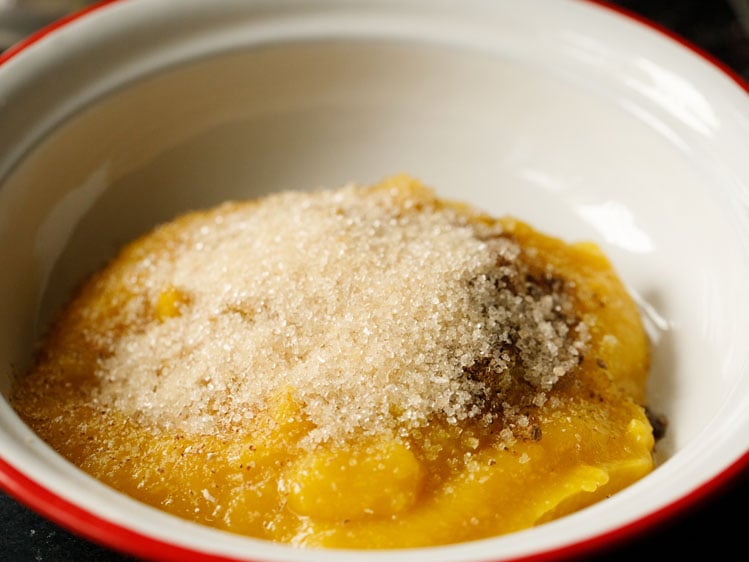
11, 176, 653, 548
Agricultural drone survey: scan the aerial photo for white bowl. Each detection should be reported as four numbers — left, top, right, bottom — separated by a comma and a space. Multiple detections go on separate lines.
1, 1, 748, 560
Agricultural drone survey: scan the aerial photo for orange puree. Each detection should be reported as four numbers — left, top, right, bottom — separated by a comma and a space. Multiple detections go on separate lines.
11, 175, 653, 548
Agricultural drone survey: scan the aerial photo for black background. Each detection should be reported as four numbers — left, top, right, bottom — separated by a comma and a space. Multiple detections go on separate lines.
1, 1, 748, 560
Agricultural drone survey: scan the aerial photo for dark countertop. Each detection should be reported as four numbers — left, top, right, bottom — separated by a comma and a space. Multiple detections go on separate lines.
1, 1, 748, 561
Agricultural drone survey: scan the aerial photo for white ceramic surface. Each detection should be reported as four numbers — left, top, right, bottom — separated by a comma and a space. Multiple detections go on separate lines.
0, 1, 748, 561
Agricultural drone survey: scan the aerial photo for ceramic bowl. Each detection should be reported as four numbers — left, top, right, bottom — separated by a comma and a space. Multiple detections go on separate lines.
1, 1, 748, 561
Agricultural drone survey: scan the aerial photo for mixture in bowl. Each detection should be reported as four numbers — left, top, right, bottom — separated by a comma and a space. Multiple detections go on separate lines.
11, 174, 655, 548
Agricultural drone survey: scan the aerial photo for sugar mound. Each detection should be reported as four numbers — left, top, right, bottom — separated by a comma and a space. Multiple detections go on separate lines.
92, 180, 588, 444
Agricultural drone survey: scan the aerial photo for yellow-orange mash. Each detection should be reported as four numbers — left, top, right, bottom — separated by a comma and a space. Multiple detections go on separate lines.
11, 175, 654, 548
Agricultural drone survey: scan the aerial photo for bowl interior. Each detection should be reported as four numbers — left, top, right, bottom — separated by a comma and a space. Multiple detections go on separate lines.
1, 1, 748, 560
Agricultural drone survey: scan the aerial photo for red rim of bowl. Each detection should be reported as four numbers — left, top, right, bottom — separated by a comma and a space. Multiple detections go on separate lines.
0, 1, 748, 560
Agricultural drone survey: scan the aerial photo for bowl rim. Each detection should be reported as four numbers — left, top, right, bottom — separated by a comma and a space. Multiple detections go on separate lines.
0, 1, 748, 561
